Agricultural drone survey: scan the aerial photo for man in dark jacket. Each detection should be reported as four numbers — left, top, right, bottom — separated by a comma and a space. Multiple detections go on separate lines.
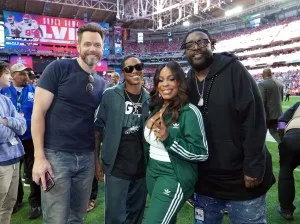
258, 68, 284, 143
182, 28, 275, 224
277, 101, 300, 221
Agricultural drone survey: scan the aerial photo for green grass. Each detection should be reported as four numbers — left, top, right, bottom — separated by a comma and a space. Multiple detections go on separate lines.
11, 96, 300, 224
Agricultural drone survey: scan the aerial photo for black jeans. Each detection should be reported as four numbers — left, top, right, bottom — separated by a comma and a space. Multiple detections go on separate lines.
285, 94, 290, 101
16, 159, 24, 204
278, 129, 300, 213
21, 139, 41, 207
90, 177, 98, 200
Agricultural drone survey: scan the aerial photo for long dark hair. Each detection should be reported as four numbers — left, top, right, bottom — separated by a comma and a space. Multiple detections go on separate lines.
150, 61, 188, 126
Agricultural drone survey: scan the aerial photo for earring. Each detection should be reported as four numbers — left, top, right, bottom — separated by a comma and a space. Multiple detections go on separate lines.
158, 93, 161, 98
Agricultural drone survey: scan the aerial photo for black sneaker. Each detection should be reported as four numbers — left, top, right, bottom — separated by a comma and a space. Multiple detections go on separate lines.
277, 206, 294, 221
12, 201, 22, 214
23, 178, 31, 187
28, 206, 42, 219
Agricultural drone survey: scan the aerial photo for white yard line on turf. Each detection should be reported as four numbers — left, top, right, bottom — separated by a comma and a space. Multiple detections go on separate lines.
266, 131, 276, 143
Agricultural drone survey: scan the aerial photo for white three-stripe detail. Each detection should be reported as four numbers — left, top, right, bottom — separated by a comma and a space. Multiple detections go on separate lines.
162, 183, 183, 224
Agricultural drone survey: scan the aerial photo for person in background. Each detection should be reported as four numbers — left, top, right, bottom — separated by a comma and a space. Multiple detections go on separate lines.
277, 101, 300, 221
25, 68, 39, 87
106, 72, 120, 88
95, 55, 149, 224
0, 60, 27, 224
258, 68, 284, 143
0, 63, 40, 219
31, 23, 105, 223
284, 88, 291, 102
144, 61, 208, 223
182, 28, 275, 224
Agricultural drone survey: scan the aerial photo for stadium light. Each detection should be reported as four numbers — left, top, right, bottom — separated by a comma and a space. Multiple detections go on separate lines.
225, 6, 243, 17
183, 21, 190, 26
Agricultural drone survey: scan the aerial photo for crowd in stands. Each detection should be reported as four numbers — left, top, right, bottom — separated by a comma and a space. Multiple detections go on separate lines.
121, 16, 300, 95
240, 50, 300, 67
123, 17, 300, 56
252, 67, 300, 95
124, 40, 181, 54
236, 41, 300, 57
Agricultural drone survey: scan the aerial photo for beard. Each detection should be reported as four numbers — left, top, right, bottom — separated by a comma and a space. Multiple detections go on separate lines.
80, 53, 101, 67
19, 80, 29, 87
187, 51, 213, 71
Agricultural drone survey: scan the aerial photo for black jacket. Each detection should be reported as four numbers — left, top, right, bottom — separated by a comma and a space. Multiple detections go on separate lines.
279, 102, 300, 123
187, 53, 275, 200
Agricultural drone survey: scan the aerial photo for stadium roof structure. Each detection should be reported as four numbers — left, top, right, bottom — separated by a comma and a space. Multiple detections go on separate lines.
0, 0, 299, 31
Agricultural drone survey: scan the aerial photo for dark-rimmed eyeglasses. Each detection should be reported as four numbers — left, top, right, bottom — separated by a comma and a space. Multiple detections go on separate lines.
181, 39, 211, 50
122, 63, 144, 73
86, 73, 95, 93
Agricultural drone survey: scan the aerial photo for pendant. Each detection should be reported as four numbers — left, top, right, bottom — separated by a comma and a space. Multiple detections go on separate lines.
198, 98, 204, 106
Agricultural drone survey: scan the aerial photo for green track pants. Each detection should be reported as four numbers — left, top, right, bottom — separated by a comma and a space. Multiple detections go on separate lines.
145, 158, 189, 224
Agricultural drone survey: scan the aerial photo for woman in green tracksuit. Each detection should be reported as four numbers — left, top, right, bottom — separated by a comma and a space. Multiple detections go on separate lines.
144, 61, 208, 224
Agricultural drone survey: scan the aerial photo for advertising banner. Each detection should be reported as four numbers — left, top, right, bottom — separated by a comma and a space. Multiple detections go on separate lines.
100, 22, 110, 55
114, 26, 122, 55
95, 60, 108, 72
3, 11, 110, 55
10, 55, 33, 68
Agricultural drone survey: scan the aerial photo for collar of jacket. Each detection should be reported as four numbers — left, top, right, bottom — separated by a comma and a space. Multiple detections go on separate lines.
113, 83, 150, 104
149, 103, 190, 125
187, 52, 238, 81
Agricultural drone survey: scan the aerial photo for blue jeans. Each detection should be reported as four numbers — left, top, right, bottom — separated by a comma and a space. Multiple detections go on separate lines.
42, 149, 95, 224
194, 193, 267, 224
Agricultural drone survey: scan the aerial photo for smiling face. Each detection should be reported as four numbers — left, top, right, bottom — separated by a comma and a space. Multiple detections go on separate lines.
122, 57, 143, 87
157, 66, 179, 102
77, 31, 103, 68
184, 31, 213, 71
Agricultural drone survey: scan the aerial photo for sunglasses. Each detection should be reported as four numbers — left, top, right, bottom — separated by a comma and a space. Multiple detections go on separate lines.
122, 63, 144, 73
86, 73, 95, 93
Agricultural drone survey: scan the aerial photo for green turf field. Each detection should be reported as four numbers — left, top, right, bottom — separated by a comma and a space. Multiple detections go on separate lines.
10, 96, 300, 224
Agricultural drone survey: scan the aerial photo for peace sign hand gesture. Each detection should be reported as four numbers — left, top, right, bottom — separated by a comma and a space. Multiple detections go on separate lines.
153, 112, 169, 141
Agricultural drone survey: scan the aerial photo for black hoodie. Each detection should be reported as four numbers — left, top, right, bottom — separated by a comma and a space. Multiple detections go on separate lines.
187, 53, 275, 200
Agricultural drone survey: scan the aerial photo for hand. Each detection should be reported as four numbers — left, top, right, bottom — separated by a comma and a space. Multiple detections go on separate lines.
244, 175, 262, 188
153, 112, 169, 141
32, 157, 54, 191
95, 160, 104, 181
0, 118, 8, 126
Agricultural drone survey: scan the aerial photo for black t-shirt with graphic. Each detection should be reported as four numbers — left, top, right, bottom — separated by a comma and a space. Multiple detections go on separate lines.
111, 90, 145, 180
